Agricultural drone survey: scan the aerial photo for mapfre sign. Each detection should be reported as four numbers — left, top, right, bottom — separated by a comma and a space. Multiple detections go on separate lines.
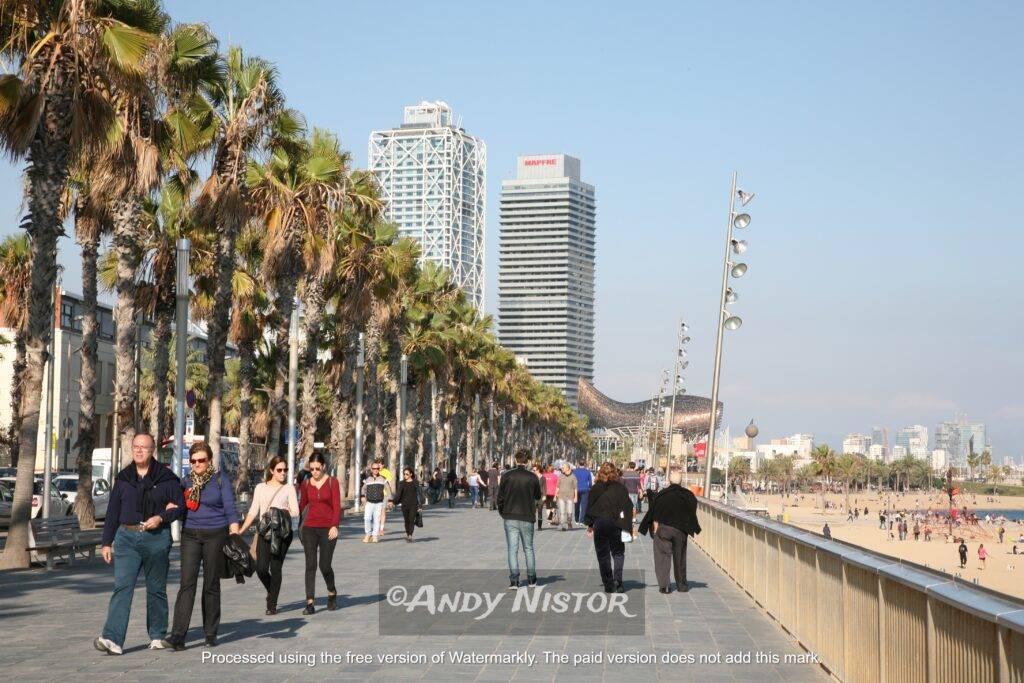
524, 158, 557, 166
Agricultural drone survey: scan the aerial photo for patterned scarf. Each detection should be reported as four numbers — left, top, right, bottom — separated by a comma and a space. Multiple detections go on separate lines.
184, 467, 217, 512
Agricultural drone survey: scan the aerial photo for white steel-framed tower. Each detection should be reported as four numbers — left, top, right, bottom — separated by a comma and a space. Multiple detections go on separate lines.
498, 154, 596, 407
368, 101, 486, 309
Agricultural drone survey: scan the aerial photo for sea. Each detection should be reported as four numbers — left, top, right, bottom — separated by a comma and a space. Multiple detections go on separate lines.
972, 509, 1024, 522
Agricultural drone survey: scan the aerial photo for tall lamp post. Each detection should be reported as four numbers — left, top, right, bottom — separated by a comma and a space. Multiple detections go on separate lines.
352, 333, 366, 512
666, 319, 690, 476
703, 174, 755, 498
398, 354, 408, 470
652, 370, 669, 468
172, 239, 190, 541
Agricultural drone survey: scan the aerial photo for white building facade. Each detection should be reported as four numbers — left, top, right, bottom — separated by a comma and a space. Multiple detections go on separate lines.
369, 101, 486, 308
842, 433, 872, 455
498, 154, 596, 407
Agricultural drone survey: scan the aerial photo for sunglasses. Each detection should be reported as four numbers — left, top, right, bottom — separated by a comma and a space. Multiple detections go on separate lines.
310, 466, 323, 471
371, 468, 381, 472
274, 467, 287, 473
189, 458, 208, 464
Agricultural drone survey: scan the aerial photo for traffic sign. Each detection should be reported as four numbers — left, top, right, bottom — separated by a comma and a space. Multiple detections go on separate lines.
186, 389, 196, 409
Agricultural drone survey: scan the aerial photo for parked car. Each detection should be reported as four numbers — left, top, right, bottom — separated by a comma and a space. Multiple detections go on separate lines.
0, 480, 11, 527
0, 477, 71, 521
53, 475, 110, 519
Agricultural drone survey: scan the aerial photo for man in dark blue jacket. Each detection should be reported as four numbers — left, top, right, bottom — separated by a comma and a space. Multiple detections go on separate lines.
94, 433, 183, 655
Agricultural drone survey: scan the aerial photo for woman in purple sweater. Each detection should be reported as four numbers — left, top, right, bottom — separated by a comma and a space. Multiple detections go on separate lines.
164, 442, 240, 650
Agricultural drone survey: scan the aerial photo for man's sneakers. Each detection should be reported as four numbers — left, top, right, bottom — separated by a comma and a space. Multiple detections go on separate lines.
149, 638, 169, 650
508, 578, 519, 590
93, 637, 123, 655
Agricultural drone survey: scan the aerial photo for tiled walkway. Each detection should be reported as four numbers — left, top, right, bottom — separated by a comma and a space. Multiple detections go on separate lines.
0, 501, 827, 681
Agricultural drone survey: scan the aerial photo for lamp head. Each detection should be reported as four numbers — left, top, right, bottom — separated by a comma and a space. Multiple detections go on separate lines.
737, 189, 755, 206
733, 213, 751, 229
730, 263, 747, 278
724, 316, 743, 330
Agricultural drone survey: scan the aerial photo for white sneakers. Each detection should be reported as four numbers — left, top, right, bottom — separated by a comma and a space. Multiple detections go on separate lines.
93, 637, 123, 655
93, 636, 168, 654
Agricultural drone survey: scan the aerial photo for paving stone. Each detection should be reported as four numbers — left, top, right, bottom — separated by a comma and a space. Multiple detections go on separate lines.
0, 502, 826, 681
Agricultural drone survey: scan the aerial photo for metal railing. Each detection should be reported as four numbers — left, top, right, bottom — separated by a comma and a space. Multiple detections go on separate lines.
691, 498, 1024, 682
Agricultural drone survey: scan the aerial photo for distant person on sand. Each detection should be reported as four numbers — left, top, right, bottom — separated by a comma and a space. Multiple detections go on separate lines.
978, 544, 987, 570
822, 523, 832, 540
958, 540, 968, 568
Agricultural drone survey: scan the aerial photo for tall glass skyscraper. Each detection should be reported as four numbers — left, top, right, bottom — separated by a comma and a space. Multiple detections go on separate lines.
498, 155, 596, 407
368, 101, 486, 308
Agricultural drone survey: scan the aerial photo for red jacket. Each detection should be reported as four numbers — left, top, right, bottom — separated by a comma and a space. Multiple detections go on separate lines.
299, 476, 341, 528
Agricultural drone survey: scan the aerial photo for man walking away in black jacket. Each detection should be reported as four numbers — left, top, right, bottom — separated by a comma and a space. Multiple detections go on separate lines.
497, 450, 543, 589
639, 471, 700, 594
488, 462, 500, 511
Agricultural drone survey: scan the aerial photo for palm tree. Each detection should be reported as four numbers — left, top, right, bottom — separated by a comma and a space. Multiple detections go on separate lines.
810, 444, 837, 510
68, 178, 108, 528
0, 0, 166, 570
835, 453, 864, 513
196, 46, 290, 467
0, 234, 31, 466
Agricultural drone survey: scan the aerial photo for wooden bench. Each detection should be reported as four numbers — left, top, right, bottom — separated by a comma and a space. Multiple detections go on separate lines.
27, 517, 103, 570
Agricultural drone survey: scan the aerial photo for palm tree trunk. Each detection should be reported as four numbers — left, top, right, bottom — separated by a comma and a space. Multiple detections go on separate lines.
1, 78, 73, 569
235, 339, 256, 494
266, 278, 298, 460
149, 259, 174, 448
72, 218, 99, 528
6, 335, 25, 466
297, 278, 327, 463
111, 198, 143, 465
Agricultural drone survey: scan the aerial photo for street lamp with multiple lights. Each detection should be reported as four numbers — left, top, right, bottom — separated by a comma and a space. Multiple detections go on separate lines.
666, 319, 691, 476
703, 174, 755, 497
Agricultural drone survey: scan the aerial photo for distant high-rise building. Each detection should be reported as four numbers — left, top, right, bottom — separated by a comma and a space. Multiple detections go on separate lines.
842, 433, 872, 455
896, 425, 928, 453
868, 444, 886, 461
935, 418, 989, 468
498, 154, 596, 407
890, 445, 908, 462
368, 101, 486, 308
931, 449, 948, 471
872, 426, 888, 451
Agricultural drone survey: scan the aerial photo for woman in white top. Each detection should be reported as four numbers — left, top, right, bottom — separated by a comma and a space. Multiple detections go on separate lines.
239, 456, 299, 614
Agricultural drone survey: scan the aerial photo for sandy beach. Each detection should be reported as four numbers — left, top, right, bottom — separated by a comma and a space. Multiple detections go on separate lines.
736, 490, 1024, 601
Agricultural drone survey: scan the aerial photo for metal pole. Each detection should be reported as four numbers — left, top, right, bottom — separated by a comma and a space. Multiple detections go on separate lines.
667, 325, 683, 477
398, 354, 408, 469
704, 172, 738, 497
429, 373, 437, 474
134, 308, 143, 432
42, 330, 56, 518
172, 239, 190, 542
473, 393, 481, 471
488, 398, 494, 466
353, 333, 365, 512
653, 372, 667, 469
285, 299, 299, 485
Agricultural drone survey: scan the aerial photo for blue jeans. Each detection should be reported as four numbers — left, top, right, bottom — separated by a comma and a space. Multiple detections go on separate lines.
102, 526, 172, 647
364, 502, 384, 537
503, 519, 536, 581
470, 486, 479, 507
575, 491, 590, 523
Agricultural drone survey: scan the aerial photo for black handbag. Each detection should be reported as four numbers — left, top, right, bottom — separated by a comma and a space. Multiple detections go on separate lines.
415, 511, 423, 528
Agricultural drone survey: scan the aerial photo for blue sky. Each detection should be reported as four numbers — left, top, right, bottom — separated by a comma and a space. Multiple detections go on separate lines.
1, 1, 1022, 458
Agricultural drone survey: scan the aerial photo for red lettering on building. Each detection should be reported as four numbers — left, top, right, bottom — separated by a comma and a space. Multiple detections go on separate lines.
524, 158, 557, 167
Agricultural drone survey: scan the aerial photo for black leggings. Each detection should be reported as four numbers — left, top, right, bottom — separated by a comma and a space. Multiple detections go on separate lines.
300, 526, 337, 600
402, 505, 417, 536
256, 534, 292, 606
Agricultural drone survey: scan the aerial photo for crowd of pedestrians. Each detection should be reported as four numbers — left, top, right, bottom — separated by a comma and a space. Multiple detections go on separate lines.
92, 433, 700, 655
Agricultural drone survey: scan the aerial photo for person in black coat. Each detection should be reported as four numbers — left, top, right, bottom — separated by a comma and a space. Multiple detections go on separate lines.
584, 462, 634, 593
393, 468, 421, 542
639, 471, 700, 593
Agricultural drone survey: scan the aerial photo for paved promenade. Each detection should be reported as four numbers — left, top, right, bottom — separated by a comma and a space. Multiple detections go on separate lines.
0, 501, 826, 682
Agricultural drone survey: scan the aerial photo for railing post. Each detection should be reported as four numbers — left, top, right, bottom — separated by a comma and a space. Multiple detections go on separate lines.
878, 577, 887, 683
926, 595, 936, 683
998, 625, 1010, 683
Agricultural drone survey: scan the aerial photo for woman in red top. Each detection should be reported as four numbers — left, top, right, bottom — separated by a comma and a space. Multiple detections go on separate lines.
543, 466, 559, 523
298, 453, 341, 614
